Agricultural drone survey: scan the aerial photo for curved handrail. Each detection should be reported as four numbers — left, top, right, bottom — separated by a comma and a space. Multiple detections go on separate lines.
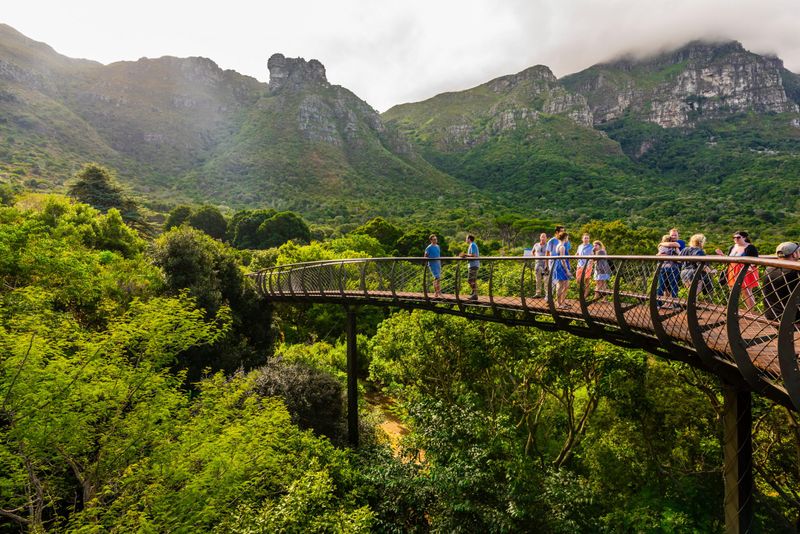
251, 255, 800, 411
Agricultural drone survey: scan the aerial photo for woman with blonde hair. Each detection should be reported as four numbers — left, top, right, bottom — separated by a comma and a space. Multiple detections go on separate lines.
679, 233, 713, 295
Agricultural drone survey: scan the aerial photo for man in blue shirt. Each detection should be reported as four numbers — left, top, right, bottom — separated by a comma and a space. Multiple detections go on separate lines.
461, 234, 480, 300
424, 234, 442, 297
670, 228, 686, 251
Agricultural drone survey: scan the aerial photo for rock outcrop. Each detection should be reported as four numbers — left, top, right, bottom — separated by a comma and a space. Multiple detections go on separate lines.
562, 41, 799, 128
268, 53, 329, 93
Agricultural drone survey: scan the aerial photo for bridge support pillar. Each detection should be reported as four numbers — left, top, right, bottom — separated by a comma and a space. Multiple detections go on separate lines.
346, 306, 359, 447
722, 386, 753, 534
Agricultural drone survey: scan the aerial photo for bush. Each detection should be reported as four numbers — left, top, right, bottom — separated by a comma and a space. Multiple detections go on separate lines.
252, 359, 346, 443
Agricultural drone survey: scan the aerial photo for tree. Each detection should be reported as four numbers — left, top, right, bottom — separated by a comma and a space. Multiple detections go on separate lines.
151, 227, 271, 378
494, 213, 523, 249
67, 163, 125, 213
251, 359, 346, 443
578, 219, 661, 255
67, 163, 147, 233
0, 183, 19, 205
352, 217, 403, 250
228, 209, 277, 249
151, 226, 251, 320
164, 205, 193, 231
257, 211, 311, 249
188, 205, 227, 241
395, 227, 447, 257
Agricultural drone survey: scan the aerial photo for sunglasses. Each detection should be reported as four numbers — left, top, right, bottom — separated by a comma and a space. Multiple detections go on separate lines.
732, 235, 742, 239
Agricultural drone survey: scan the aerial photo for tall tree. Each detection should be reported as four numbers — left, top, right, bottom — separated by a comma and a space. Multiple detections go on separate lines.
68, 164, 126, 214
257, 211, 311, 249
353, 217, 403, 250
228, 209, 277, 249
67, 163, 147, 233
188, 205, 227, 241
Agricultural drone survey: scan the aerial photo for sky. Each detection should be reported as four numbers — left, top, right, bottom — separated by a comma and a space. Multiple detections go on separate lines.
3, 0, 800, 112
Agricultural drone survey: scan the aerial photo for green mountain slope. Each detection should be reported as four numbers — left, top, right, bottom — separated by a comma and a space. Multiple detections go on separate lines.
560, 41, 800, 233
0, 27, 475, 220
3, 24, 800, 235
383, 65, 659, 221
384, 41, 800, 235
0, 24, 124, 187
179, 54, 472, 219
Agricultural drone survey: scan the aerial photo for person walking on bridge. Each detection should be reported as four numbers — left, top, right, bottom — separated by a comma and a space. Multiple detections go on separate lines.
592, 240, 611, 298
424, 234, 443, 298
545, 225, 566, 299
656, 233, 681, 308
461, 234, 480, 301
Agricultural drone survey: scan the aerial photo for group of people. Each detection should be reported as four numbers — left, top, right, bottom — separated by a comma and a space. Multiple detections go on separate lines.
655, 228, 800, 318
422, 226, 800, 320
424, 226, 612, 309
530, 226, 611, 309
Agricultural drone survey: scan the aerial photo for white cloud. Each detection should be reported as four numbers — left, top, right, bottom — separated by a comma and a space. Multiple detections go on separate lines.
3, 0, 799, 111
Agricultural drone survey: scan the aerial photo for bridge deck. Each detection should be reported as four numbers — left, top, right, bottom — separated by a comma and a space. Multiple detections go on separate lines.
301, 289, 787, 376
253, 255, 800, 410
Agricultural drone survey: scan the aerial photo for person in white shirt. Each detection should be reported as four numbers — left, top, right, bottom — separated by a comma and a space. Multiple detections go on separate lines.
575, 233, 593, 299
532, 232, 548, 298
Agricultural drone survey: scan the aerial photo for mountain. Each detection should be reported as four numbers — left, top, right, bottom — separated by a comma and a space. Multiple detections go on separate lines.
383, 40, 800, 233
561, 40, 799, 128
0, 23, 263, 200
382, 64, 659, 222
3, 24, 800, 235
562, 41, 800, 231
0, 24, 470, 221
182, 54, 467, 219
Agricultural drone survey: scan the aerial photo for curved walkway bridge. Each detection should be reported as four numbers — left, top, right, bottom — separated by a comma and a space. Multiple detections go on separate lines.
253, 254, 800, 532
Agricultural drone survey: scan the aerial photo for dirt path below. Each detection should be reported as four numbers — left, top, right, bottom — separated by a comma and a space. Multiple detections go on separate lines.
364, 389, 409, 452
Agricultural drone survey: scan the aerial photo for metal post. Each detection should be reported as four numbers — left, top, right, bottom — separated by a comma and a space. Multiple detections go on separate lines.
345, 306, 359, 447
722, 385, 753, 534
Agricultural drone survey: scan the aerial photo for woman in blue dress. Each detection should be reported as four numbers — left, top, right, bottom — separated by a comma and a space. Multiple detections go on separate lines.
552, 232, 571, 308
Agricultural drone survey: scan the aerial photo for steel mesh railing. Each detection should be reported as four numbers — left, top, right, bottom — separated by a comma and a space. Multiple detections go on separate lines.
253, 255, 800, 410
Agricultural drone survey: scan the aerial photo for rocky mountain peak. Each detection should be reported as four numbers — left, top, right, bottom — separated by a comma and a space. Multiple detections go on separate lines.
564, 39, 799, 127
487, 65, 557, 93
267, 53, 328, 93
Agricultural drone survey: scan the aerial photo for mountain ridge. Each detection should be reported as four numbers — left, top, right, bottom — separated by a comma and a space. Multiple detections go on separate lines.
1, 25, 799, 236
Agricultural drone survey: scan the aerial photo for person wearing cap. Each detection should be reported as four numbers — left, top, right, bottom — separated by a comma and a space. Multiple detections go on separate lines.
763, 242, 800, 321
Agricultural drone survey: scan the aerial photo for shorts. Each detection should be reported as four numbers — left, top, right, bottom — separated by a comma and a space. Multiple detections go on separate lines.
576, 265, 592, 280
428, 261, 441, 280
468, 266, 479, 283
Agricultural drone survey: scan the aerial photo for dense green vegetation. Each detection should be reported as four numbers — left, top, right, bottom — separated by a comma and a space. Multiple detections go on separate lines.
597, 112, 800, 237
2, 190, 800, 532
